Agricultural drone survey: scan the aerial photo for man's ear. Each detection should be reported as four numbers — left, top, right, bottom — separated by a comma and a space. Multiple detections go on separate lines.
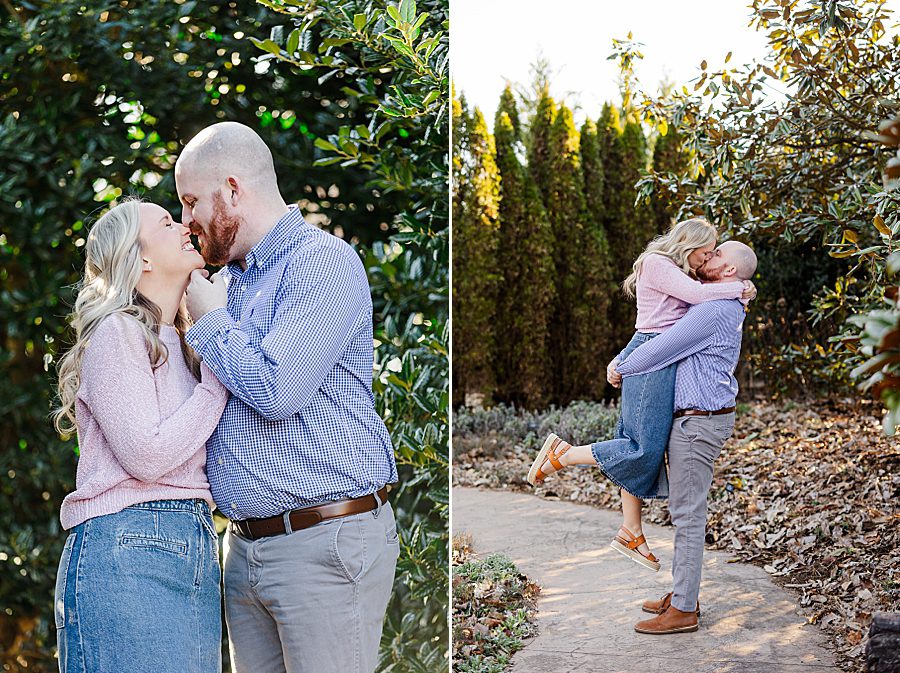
226, 176, 241, 206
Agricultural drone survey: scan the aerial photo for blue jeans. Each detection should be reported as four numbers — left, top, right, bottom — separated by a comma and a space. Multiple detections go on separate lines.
591, 332, 677, 499
55, 499, 221, 673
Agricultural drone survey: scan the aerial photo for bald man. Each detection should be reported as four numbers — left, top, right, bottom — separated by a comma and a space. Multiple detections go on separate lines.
610, 241, 758, 635
175, 122, 399, 673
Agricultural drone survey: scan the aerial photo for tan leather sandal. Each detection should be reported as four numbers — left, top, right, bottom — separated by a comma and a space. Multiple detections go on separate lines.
526, 433, 572, 486
609, 525, 661, 572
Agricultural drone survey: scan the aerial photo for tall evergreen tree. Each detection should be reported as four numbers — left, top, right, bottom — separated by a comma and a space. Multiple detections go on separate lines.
543, 104, 602, 402
451, 93, 469, 405
580, 119, 618, 394
527, 90, 556, 194
614, 118, 655, 344
597, 103, 633, 356
452, 91, 470, 242
497, 85, 521, 142
598, 102, 626, 256
493, 99, 556, 408
513, 55, 566, 151
597, 105, 657, 355
451, 104, 501, 404
650, 127, 689, 235
580, 119, 605, 229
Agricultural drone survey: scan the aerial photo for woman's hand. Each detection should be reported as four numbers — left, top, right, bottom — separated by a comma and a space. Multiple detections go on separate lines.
607, 358, 622, 388
741, 280, 757, 302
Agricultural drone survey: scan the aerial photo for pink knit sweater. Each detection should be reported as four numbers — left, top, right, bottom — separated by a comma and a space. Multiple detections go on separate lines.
60, 313, 229, 530
634, 253, 746, 332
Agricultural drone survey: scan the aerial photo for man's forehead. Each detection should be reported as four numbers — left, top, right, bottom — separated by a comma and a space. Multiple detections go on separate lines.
174, 163, 200, 196
174, 152, 199, 179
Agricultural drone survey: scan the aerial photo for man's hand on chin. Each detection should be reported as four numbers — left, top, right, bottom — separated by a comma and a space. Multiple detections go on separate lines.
186, 269, 227, 321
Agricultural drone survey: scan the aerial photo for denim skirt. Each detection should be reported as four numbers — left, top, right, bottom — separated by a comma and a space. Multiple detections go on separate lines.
55, 499, 221, 673
591, 332, 677, 499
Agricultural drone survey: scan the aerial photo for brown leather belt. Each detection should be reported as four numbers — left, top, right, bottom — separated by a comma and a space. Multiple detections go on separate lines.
230, 487, 389, 541
674, 406, 736, 419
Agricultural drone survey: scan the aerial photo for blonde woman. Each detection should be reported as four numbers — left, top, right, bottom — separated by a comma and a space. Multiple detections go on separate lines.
53, 198, 229, 673
527, 218, 754, 571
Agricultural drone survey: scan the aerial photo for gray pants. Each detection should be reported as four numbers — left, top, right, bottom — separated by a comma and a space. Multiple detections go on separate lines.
223, 500, 400, 673
668, 413, 735, 612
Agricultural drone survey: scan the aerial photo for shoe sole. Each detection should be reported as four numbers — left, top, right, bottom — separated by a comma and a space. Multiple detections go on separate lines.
634, 622, 699, 635
526, 433, 560, 486
609, 539, 661, 572
642, 606, 701, 616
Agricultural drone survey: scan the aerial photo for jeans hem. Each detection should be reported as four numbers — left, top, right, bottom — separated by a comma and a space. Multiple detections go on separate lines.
591, 452, 668, 501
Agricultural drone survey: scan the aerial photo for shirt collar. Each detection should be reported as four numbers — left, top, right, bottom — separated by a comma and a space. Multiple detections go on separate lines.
232, 206, 306, 274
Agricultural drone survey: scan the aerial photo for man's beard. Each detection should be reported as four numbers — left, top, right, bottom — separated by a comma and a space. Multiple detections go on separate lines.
202, 192, 242, 266
696, 263, 725, 282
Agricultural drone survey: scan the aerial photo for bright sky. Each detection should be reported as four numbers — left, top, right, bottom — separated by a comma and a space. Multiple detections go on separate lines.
452, 0, 898, 124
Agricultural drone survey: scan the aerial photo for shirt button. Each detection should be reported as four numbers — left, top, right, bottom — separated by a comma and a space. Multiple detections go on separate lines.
230, 503, 237, 510
240, 286, 246, 292
235, 320, 241, 327
191, 339, 199, 346
218, 458, 223, 465
255, 291, 261, 298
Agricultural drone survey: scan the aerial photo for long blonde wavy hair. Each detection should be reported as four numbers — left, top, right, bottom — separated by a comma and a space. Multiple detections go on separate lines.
622, 217, 718, 298
53, 198, 201, 436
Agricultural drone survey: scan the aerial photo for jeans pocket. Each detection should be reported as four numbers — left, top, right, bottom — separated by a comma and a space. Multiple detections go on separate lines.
119, 533, 188, 556
55, 533, 76, 629
331, 517, 366, 584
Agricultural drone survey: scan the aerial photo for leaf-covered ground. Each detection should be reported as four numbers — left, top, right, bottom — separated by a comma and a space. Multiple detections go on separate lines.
453, 399, 900, 671
452, 534, 541, 672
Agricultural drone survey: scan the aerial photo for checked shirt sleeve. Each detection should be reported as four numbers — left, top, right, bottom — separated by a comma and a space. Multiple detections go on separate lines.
617, 302, 721, 377
187, 248, 369, 421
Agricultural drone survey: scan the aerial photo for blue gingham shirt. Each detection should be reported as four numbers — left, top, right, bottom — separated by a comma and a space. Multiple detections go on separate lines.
185, 207, 397, 520
617, 299, 745, 412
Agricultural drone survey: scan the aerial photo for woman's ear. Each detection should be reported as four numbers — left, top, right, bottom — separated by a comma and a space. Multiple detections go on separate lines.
142, 258, 152, 272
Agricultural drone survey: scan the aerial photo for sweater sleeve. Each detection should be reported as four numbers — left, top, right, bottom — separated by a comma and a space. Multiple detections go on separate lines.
642, 254, 745, 304
79, 314, 229, 483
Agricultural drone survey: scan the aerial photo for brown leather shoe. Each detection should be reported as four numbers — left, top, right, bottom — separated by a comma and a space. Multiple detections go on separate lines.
634, 605, 699, 634
641, 592, 700, 616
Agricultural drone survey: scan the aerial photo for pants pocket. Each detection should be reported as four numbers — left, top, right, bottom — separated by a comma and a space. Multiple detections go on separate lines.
385, 521, 399, 546
676, 416, 700, 442
55, 533, 76, 629
379, 503, 400, 546
714, 423, 735, 444
332, 516, 367, 584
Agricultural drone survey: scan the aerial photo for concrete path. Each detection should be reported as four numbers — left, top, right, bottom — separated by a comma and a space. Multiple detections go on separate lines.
453, 487, 838, 673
